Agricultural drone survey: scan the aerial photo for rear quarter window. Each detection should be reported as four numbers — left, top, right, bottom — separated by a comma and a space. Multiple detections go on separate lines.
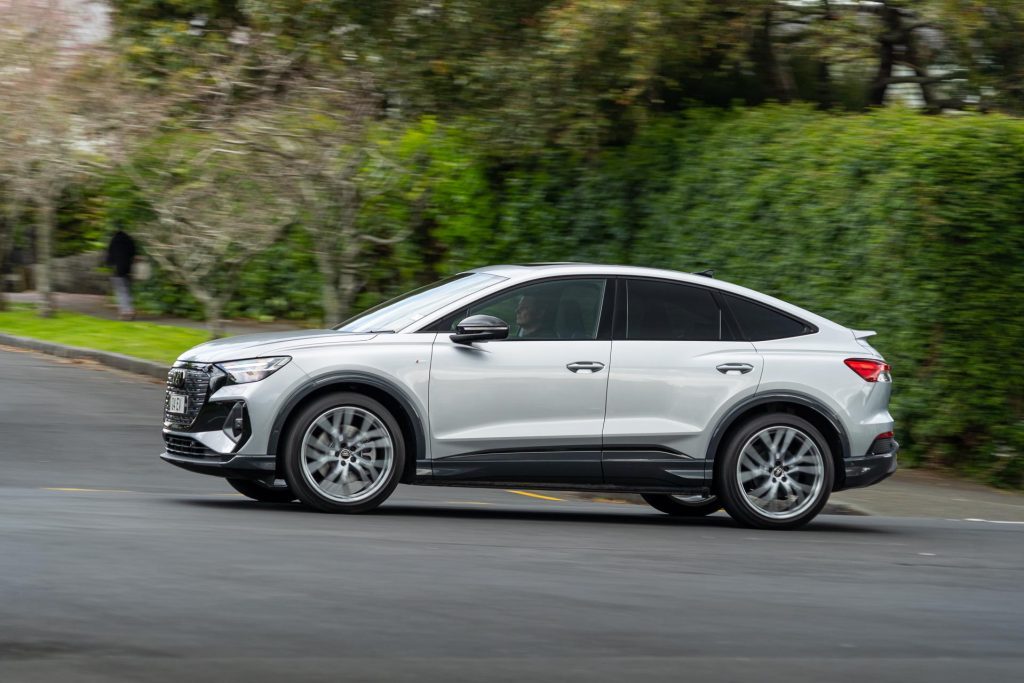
625, 279, 723, 341
723, 293, 814, 341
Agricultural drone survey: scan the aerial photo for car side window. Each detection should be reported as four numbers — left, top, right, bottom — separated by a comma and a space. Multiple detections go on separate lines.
625, 279, 723, 341
721, 293, 813, 341
443, 279, 608, 340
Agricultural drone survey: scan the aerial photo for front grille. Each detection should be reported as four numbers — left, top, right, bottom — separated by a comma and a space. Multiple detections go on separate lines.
164, 364, 211, 429
163, 433, 216, 458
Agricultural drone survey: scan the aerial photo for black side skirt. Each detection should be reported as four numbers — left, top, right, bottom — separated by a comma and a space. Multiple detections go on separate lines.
427, 446, 709, 493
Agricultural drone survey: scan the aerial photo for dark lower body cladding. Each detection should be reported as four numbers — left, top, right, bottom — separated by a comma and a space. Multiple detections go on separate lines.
161, 432, 274, 480
160, 434, 898, 494
839, 442, 899, 490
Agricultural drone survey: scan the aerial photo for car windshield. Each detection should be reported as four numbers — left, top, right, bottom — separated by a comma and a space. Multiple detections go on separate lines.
334, 273, 505, 333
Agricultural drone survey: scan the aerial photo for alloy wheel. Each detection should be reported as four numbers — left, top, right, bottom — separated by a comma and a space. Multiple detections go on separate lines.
735, 425, 825, 520
299, 406, 395, 504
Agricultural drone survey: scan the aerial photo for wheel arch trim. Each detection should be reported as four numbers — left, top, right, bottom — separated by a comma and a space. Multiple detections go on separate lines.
704, 391, 851, 467
266, 371, 429, 476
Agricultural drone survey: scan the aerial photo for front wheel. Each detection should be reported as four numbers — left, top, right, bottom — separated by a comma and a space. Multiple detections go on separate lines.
717, 413, 834, 530
227, 477, 297, 503
642, 493, 721, 517
283, 392, 405, 514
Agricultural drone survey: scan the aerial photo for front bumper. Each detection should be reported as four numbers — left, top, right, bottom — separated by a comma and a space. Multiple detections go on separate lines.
160, 449, 276, 480
159, 358, 311, 480
838, 441, 899, 490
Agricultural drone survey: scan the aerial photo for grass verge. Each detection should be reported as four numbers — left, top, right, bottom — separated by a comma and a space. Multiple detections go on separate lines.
0, 305, 208, 365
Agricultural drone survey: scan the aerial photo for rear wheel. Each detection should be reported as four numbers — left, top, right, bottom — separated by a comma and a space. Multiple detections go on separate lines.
717, 413, 834, 530
227, 478, 296, 504
642, 493, 721, 517
283, 392, 405, 514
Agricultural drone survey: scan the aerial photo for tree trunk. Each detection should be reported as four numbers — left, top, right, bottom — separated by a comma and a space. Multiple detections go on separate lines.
752, 8, 793, 104
0, 230, 9, 312
335, 237, 364, 325
816, 60, 833, 111
315, 248, 342, 326
337, 266, 359, 325
321, 275, 341, 327
205, 297, 226, 339
409, 191, 443, 284
905, 30, 938, 111
868, 6, 901, 106
0, 213, 11, 311
185, 284, 227, 340
36, 200, 56, 318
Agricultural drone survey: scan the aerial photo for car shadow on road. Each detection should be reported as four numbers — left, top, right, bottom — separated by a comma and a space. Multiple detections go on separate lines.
175, 498, 887, 534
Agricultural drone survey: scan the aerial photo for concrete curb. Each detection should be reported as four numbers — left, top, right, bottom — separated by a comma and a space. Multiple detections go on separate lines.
559, 491, 871, 516
0, 333, 168, 380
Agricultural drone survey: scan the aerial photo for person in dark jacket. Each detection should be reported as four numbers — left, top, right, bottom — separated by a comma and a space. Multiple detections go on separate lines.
105, 230, 136, 320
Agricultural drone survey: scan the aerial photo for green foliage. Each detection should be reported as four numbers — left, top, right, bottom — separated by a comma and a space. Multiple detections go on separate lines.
470, 116, 685, 266
135, 225, 322, 322
464, 106, 1024, 478
375, 118, 498, 279
939, 0, 1024, 112
632, 106, 1024, 477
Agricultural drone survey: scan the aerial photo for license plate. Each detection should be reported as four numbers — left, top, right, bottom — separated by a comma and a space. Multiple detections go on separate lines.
167, 393, 188, 414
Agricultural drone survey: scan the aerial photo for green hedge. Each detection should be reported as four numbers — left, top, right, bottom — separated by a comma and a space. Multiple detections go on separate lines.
453, 107, 1023, 481
630, 107, 1024, 482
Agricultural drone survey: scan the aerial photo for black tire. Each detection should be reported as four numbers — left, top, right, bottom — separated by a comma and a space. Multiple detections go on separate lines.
227, 477, 297, 504
641, 493, 721, 517
282, 392, 405, 514
717, 413, 834, 530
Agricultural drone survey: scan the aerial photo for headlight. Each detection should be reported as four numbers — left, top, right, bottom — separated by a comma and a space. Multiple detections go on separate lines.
217, 357, 290, 384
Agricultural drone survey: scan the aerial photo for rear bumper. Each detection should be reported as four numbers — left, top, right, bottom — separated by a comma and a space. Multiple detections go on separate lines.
160, 451, 276, 480
837, 442, 898, 491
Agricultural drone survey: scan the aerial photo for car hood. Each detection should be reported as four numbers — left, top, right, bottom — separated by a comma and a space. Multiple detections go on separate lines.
177, 329, 377, 364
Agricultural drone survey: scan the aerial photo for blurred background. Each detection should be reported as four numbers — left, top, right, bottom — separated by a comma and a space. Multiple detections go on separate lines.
1, 0, 1021, 487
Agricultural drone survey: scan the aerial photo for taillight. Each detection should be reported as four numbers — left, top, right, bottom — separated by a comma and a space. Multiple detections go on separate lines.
845, 358, 891, 382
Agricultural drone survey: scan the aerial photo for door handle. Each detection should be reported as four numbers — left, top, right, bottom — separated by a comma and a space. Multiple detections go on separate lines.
567, 361, 605, 374
716, 363, 754, 375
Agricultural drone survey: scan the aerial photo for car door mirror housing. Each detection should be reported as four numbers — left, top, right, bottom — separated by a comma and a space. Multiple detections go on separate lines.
451, 315, 510, 345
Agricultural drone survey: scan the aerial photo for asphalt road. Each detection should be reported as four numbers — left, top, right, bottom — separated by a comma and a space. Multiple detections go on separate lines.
1, 348, 1022, 682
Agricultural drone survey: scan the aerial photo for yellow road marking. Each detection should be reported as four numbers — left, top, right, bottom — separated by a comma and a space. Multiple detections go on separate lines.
43, 487, 136, 493
506, 490, 563, 502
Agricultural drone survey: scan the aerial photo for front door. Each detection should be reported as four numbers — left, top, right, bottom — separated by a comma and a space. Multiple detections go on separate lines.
428, 277, 612, 484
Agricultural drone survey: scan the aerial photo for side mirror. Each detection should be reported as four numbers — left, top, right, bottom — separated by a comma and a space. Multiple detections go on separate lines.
450, 314, 509, 345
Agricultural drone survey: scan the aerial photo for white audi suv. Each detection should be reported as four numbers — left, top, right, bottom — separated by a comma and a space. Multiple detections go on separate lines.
161, 263, 897, 529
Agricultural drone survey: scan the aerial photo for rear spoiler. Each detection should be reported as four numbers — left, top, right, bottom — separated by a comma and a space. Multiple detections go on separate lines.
852, 329, 877, 340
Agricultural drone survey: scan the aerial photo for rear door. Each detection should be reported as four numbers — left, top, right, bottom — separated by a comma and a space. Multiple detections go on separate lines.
428, 277, 613, 484
602, 278, 763, 488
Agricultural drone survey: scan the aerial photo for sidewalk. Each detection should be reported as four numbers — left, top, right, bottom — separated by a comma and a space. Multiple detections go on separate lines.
7, 291, 308, 336
832, 467, 1024, 521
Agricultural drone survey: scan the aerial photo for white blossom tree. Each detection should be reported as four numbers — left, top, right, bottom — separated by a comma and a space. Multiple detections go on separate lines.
125, 129, 298, 338
0, 0, 116, 316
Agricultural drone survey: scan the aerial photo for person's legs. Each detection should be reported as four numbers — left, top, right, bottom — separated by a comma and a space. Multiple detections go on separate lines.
111, 276, 134, 319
